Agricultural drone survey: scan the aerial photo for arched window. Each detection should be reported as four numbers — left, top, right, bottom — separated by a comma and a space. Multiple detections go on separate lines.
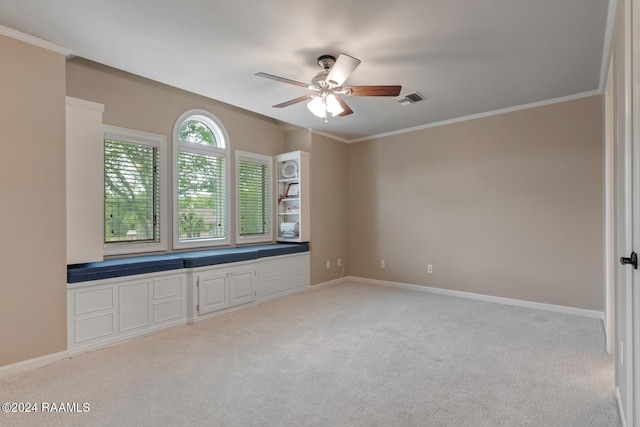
173, 110, 229, 248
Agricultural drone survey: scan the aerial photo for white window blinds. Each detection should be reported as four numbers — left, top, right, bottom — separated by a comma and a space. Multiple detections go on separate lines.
238, 159, 269, 236
104, 139, 160, 244
177, 151, 226, 241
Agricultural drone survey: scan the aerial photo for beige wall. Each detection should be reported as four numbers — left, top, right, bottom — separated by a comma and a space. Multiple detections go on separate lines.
309, 132, 349, 284
0, 35, 67, 365
284, 128, 312, 153
348, 96, 604, 310
66, 58, 285, 249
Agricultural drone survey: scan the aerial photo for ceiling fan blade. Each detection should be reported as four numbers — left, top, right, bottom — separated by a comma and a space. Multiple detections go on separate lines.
255, 72, 309, 88
272, 95, 314, 108
335, 96, 353, 117
345, 85, 402, 97
326, 53, 361, 86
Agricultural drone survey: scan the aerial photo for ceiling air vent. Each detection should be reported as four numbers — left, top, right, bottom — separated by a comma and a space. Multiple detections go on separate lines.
395, 92, 425, 105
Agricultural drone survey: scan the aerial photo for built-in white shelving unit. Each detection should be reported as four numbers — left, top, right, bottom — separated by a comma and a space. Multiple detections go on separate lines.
275, 150, 310, 242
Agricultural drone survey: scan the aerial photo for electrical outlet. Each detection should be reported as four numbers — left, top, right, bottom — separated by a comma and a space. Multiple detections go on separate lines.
381, 260, 386, 268
337, 259, 342, 267
428, 264, 433, 273
326, 260, 331, 269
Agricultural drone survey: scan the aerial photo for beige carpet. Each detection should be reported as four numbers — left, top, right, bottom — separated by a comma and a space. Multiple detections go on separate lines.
0, 281, 620, 426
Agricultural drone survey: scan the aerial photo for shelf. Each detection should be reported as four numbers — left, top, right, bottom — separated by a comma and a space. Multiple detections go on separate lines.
275, 150, 309, 243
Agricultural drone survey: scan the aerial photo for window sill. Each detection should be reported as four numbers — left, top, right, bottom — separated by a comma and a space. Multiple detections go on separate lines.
104, 242, 167, 257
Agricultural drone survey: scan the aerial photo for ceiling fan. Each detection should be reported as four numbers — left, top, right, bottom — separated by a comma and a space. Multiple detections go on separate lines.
255, 53, 401, 123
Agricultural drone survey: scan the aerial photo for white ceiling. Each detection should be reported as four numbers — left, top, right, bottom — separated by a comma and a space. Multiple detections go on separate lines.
0, 0, 610, 141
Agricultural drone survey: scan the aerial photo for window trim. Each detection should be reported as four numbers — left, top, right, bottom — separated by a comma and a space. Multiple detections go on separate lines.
172, 109, 231, 250
103, 125, 167, 256
235, 150, 273, 244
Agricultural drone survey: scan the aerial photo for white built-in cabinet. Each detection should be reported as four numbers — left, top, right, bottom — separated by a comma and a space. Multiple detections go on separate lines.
188, 253, 310, 321
68, 252, 310, 353
65, 97, 105, 264
259, 254, 310, 301
67, 272, 186, 352
195, 262, 257, 316
276, 151, 310, 242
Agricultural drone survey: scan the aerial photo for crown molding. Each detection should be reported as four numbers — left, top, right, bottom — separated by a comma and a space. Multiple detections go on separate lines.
0, 25, 71, 56
345, 90, 602, 144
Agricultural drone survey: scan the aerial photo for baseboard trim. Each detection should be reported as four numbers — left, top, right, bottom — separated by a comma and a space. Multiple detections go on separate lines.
312, 277, 348, 290
616, 387, 628, 427
0, 350, 71, 380
349, 276, 604, 319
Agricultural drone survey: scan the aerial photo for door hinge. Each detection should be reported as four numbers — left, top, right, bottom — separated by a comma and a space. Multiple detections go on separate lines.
196, 304, 199, 312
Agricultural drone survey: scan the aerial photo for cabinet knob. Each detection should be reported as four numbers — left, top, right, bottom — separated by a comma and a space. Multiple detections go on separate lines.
620, 251, 638, 269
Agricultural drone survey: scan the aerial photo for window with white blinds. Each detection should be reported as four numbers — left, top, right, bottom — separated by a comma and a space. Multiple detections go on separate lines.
177, 151, 226, 240
174, 110, 230, 248
103, 125, 167, 255
236, 151, 272, 242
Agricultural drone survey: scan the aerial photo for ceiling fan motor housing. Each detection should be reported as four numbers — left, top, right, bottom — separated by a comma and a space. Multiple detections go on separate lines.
317, 55, 336, 70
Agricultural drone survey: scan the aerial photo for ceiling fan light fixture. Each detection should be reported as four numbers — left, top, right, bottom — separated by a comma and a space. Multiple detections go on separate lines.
307, 94, 344, 122
326, 94, 344, 116
307, 96, 326, 119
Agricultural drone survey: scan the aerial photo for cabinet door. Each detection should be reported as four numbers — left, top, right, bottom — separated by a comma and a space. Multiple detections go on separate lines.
259, 258, 283, 297
153, 275, 185, 325
69, 285, 116, 348
198, 270, 229, 315
229, 266, 256, 307
290, 254, 311, 289
119, 280, 151, 333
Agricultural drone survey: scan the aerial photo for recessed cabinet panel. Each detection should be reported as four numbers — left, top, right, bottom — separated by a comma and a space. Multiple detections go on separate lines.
260, 259, 280, 278
292, 255, 311, 288
75, 313, 114, 343
154, 276, 183, 300
230, 269, 255, 306
260, 277, 281, 296
292, 270, 310, 288
119, 281, 151, 332
199, 274, 229, 315
259, 254, 310, 301
154, 299, 183, 323
74, 287, 113, 315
